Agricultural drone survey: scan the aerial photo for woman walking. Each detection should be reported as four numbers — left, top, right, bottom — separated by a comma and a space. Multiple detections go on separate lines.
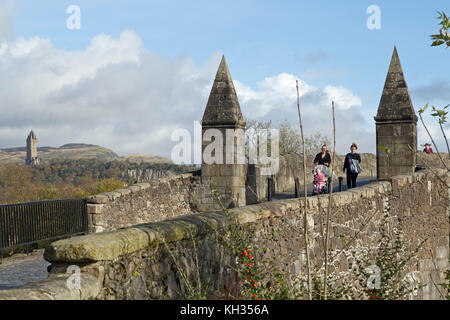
343, 143, 361, 189
314, 144, 332, 191
314, 145, 331, 167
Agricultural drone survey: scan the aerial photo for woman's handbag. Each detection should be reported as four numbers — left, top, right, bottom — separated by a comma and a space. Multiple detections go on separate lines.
350, 159, 362, 174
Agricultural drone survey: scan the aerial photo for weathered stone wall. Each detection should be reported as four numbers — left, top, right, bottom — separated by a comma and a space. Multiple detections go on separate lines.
120, 168, 177, 182
376, 122, 417, 179
83, 152, 445, 233
416, 152, 450, 170
3, 168, 445, 300
87, 172, 201, 232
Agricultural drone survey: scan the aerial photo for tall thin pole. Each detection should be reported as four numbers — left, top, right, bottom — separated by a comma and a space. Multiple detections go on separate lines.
296, 80, 312, 300
419, 112, 449, 171
324, 101, 336, 300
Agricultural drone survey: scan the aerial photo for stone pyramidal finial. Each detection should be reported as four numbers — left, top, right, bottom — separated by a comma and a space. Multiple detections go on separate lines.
375, 46, 417, 122
199, 55, 247, 212
202, 55, 245, 128
374, 46, 417, 180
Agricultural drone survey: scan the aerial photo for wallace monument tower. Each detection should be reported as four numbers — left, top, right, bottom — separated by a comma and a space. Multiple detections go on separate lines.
26, 130, 40, 165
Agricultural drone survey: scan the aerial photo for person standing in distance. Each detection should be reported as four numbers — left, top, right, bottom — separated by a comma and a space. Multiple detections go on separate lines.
343, 143, 361, 189
423, 143, 433, 154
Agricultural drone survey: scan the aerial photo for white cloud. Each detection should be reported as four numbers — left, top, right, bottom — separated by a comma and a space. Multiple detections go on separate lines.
235, 73, 373, 154
324, 85, 362, 110
0, 30, 378, 158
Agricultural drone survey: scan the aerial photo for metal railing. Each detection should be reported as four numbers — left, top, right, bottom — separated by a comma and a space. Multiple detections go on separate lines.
0, 198, 88, 251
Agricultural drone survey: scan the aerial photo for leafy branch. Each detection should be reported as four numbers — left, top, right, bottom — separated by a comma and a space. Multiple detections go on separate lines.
431, 11, 449, 48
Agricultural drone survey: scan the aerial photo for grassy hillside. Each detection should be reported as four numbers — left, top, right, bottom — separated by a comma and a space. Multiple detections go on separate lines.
0, 143, 120, 164
0, 143, 179, 167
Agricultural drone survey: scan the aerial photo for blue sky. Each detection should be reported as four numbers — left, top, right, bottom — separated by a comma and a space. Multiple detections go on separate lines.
12, 1, 449, 89
0, 0, 449, 156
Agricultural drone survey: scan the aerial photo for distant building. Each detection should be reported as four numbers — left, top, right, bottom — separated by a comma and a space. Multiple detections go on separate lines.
26, 130, 40, 165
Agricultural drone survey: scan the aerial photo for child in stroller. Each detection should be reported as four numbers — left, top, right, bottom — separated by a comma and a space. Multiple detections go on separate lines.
313, 165, 329, 195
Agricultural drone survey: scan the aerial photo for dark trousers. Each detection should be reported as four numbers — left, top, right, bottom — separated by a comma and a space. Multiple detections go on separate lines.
346, 172, 358, 189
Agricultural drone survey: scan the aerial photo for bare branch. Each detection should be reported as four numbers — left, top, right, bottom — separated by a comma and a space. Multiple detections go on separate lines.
296, 80, 312, 300
324, 101, 337, 299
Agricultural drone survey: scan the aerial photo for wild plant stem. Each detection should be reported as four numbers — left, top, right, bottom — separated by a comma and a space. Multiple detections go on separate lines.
160, 232, 194, 297
419, 112, 449, 171
323, 101, 336, 300
296, 80, 312, 300
438, 121, 450, 157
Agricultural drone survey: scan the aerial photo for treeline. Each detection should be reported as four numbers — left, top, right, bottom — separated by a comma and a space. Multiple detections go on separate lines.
30, 159, 196, 184
0, 159, 197, 205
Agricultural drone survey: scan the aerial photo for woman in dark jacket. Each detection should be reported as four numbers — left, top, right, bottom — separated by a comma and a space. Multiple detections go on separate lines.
314, 145, 331, 167
343, 143, 361, 189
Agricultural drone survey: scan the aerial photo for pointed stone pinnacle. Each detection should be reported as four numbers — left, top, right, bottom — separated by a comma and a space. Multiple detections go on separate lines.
375, 46, 417, 122
202, 56, 245, 128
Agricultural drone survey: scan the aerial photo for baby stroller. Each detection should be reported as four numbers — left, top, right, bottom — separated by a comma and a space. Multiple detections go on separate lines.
312, 164, 330, 195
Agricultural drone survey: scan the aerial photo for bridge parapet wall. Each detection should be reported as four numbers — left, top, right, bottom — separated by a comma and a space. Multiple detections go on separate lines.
3, 169, 446, 300
86, 172, 201, 233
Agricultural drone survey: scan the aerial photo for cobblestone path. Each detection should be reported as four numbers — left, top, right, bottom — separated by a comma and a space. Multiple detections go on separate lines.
0, 250, 50, 290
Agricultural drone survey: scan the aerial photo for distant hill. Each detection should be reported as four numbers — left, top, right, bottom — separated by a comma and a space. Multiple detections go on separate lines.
0, 143, 177, 166
0, 143, 119, 164
120, 154, 172, 164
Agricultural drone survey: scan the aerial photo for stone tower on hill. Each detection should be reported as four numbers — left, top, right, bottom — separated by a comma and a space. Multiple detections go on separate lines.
26, 130, 40, 165
200, 55, 246, 211
374, 46, 417, 180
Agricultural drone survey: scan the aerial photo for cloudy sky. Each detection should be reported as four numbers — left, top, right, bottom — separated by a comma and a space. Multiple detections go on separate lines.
0, 0, 449, 159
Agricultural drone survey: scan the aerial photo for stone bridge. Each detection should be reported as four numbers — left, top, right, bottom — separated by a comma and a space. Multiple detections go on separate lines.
0, 166, 447, 300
